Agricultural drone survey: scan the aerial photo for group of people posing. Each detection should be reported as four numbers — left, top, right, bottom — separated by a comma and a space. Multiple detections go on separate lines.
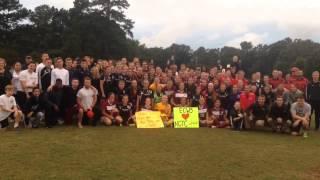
0, 54, 319, 138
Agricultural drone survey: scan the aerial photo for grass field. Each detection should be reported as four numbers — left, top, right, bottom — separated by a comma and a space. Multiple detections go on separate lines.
1, 127, 320, 180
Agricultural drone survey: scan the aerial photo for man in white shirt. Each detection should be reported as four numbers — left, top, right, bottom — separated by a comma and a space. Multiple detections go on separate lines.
50, 57, 69, 86
77, 77, 98, 128
0, 85, 23, 129
19, 63, 38, 99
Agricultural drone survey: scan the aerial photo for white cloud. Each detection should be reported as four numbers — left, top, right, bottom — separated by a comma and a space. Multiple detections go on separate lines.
20, 0, 320, 48
226, 33, 268, 48
128, 0, 320, 47
20, 0, 74, 9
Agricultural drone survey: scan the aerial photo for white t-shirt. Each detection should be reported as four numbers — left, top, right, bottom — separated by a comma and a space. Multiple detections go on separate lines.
51, 68, 69, 86
0, 95, 16, 121
12, 71, 23, 92
19, 70, 38, 93
77, 87, 97, 110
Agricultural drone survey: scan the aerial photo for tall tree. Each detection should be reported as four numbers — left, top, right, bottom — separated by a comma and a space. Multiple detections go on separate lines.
0, 0, 29, 46
90, 0, 134, 37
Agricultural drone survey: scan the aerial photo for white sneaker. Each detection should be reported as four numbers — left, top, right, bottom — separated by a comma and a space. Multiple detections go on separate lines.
78, 123, 83, 129
58, 119, 64, 125
14, 122, 19, 129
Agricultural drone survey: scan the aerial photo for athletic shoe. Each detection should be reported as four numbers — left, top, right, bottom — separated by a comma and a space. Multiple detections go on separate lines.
14, 122, 19, 129
303, 132, 309, 138
78, 123, 83, 129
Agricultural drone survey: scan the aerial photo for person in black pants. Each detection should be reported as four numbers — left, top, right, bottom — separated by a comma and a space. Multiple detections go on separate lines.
44, 79, 64, 128
306, 71, 320, 130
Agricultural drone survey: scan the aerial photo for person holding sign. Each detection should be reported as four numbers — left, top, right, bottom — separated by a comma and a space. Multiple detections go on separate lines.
132, 97, 153, 124
209, 99, 230, 128
100, 93, 122, 126
154, 95, 173, 127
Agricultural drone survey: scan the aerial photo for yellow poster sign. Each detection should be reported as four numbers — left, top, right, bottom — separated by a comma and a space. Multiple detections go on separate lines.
135, 111, 164, 128
174, 107, 199, 128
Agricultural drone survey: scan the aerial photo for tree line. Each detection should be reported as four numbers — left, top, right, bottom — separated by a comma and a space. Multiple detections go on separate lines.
1, 0, 320, 77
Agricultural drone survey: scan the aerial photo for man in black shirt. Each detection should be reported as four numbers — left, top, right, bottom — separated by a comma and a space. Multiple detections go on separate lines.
249, 95, 271, 128
269, 96, 291, 133
62, 79, 80, 125
74, 59, 91, 87
0, 58, 12, 95
306, 71, 320, 130
24, 87, 46, 128
44, 79, 64, 128
40, 58, 53, 92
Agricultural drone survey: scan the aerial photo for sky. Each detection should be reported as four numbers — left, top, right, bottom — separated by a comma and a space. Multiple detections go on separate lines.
20, 0, 320, 49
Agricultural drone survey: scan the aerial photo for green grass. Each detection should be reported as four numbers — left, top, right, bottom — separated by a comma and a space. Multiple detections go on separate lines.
1, 127, 320, 180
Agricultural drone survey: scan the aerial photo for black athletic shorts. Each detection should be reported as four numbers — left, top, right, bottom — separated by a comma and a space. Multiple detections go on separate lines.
0, 113, 14, 128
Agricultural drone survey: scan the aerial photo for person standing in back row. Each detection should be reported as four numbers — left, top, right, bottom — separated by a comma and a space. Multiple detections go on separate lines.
306, 71, 320, 131
50, 57, 69, 86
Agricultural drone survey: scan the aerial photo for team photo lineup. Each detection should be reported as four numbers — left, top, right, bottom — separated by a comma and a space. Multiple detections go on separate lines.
0, 54, 319, 138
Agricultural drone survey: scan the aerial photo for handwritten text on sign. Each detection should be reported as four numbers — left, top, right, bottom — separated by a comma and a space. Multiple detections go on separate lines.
135, 111, 164, 128
174, 107, 199, 128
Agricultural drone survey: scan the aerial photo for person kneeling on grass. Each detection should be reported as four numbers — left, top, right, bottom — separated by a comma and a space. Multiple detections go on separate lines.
248, 95, 271, 129
209, 99, 230, 128
269, 96, 292, 133
198, 96, 210, 127
117, 95, 134, 126
24, 87, 45, 128
0, 85, 23, 129
229, 101, 245, 131
154, 95, 173, 127
77, 77, 99, 128
290, 95, 311, 138
101, 93, 122, 126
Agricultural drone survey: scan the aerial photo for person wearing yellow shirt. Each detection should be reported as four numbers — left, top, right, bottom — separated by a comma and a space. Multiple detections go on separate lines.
154, 95, 173, 127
